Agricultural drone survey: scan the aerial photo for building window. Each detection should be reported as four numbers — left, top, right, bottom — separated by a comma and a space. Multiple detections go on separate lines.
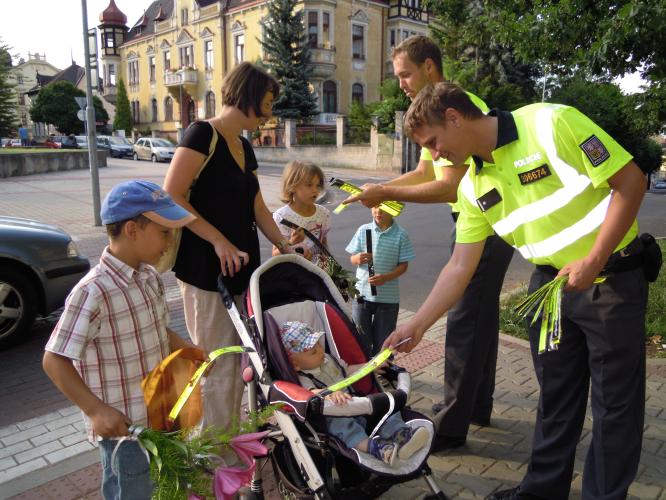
234, 34, 245, 64
352, 83, 364, 105
307, 12, 318, 47
164, 96, 173, 121
390, 29, 396, 49
205, 91, 215, 118
149, 56, 156, 82
17, 74, 24, 85
187, 100, 196, 124
163, 50, 171, 71
132, 101, 140, 124
105, 31, 115, 49
151, 98, 158, 122
204, 40, 213, 70
181, 8, 188, 25
352, 24, 365, 60
128, 60, 139, 85
179, 45, 193, 68
323, 80, 337, 113
108, 64, 116, 86
322, 12, 331, 46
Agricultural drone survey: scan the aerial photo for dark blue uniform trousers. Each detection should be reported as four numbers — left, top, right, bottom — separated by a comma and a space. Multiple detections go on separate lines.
433, 234, 514, 438
520, 266, 647, 500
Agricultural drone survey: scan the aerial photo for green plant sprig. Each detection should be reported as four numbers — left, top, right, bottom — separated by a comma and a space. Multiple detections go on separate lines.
514, 275, 606, 353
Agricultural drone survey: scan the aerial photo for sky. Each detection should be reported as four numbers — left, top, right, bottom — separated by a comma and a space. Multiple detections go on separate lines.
1, 0, 647, 95
0, 0, 144, 71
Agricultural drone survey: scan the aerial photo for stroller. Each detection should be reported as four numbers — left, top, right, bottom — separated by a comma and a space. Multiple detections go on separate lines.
219, 254, 447, 499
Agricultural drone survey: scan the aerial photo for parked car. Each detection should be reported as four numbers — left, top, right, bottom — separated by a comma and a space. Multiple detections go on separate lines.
2, 138, 22, 148
60, 135, 80, 149
133, 137, 177, 162
35, 138, 61, 149
0, 216, 90, 349
75, 135, 88, 149
99, 135, 134, 158
654, 180, 666, 190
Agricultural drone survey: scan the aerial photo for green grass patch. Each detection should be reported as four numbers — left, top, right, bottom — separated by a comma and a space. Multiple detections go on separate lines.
499, 239, 666, 356
0, 148, 76, 154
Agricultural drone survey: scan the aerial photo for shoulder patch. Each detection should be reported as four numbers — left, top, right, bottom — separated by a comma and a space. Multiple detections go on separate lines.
580, 135, 610, 167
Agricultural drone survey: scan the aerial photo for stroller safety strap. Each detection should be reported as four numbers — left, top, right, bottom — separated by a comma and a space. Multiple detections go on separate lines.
168, 346, 255, 423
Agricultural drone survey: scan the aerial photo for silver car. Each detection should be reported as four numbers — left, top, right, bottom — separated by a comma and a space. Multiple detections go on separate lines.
0, 217, 90, 349
133, 137, 177, 163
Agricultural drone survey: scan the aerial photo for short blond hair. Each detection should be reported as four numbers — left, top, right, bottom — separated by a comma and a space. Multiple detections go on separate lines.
280, 161, 325, 204
404, 83, 484, 139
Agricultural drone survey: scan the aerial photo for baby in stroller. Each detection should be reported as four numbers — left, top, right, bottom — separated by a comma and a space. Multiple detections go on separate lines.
280, 320, 429, 466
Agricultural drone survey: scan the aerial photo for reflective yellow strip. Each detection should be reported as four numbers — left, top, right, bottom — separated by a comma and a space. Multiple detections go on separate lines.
332, 180, 404, 217
324, 347, 393, 393
168, 346, 253, 422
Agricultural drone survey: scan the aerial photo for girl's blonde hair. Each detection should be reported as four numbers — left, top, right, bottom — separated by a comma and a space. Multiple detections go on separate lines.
280, 161, 325, 204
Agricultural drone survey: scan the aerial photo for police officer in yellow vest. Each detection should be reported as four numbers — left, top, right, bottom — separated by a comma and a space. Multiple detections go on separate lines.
344, 35, 515, 452
386, 83, 648, 500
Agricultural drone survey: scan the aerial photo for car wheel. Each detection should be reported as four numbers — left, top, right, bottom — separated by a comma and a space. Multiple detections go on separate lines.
0, 266, 38, 349
133, 152, 139, 161
151, 154, 158, 163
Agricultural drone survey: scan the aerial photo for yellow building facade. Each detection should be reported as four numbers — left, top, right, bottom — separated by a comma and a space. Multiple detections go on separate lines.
98, 0, 429, 141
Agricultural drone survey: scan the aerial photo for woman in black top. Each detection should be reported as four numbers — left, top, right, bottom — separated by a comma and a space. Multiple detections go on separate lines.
163, 63, 293, 432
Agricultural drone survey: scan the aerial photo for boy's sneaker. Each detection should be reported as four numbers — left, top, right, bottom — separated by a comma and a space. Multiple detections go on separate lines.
398, 426, 429, 461
368, 436, 397, 465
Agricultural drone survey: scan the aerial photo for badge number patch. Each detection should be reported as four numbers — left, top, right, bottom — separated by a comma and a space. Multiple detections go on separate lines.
580, 135, 610, 167
518, 164, 552, 185
476, 188, 502, 212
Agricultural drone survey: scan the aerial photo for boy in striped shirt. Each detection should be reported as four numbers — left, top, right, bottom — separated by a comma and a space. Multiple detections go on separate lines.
346, 206, 415, 355
43, 180, 204, 500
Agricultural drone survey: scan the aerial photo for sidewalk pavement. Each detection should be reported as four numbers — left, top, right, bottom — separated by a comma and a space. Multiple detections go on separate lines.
1, 163, 665, 499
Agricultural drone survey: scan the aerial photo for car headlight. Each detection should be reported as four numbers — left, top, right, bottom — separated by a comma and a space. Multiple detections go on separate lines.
67, 240, 82, 258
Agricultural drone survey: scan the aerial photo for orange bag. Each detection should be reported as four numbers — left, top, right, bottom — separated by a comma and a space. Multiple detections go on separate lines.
142, 348, 203, 431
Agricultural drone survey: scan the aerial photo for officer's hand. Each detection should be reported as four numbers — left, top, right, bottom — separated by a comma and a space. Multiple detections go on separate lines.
343, 183, 385, 208
382, 320, 423, 353
558, 257, 603, 292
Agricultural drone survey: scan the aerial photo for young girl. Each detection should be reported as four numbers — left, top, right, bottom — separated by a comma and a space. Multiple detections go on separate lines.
272, 161, 331, 264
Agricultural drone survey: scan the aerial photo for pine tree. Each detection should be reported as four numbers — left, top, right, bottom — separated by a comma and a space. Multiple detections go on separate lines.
0, 41, 17, 137
260, 0, 318, 120
113, 78, 132, 133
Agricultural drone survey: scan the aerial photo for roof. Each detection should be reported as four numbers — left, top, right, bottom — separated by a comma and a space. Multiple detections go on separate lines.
26, 63, 86, 95
99, 0, 127, 25
124, 0, 173, 43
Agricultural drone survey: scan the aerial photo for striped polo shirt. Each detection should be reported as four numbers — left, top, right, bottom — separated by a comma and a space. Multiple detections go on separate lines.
455, 103, 637, 269
345, 221, 415, 303
420, 90, 490, 213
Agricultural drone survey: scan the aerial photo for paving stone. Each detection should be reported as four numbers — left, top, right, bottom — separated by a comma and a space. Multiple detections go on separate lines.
1, 425, 48, 447
30, 425, 78, 447
15, 440, 63, 464
44, 413, 81, 431
0, 457, 47, 483
44, 440, 95, 464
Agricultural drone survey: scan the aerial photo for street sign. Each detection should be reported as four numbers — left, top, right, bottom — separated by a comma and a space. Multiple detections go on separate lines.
75, 97, 87, 111
77, 110, 86, 122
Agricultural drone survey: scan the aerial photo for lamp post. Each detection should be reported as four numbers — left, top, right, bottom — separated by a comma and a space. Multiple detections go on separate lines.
81, 0, 101, 226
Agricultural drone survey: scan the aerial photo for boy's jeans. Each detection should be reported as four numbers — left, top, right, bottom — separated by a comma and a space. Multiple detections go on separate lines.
99, 439, 152, 500
327, 412, 406, 449
352, 299, 399, 355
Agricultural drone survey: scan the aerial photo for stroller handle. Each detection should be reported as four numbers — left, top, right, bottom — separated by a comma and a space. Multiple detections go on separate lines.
217, 274, 235, 309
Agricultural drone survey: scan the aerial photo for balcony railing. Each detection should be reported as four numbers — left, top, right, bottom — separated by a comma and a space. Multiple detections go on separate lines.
308, 45, 336, 78
164, 68, 199, 86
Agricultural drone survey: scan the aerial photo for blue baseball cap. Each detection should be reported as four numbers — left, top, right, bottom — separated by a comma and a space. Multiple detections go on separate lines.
101, 180, 195, 228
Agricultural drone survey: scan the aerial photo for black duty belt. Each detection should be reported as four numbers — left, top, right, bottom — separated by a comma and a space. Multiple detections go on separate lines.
451, 211, 459, 223
536, 237, 644, 277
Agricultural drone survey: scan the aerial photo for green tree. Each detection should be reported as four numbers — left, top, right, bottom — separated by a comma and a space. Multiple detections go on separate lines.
30, 81, 108, 135
113, 78, 132, 133
260, 0, 318, 120
549, 76, 662, 174
0, 40, 17, 137
369, 78, 410, 133
425, 0, 539, 109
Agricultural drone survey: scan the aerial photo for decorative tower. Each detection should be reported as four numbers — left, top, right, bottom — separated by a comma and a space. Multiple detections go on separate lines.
98, 0, 128, 103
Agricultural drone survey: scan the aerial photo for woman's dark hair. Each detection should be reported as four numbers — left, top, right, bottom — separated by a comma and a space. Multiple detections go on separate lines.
221, 62, 280, 118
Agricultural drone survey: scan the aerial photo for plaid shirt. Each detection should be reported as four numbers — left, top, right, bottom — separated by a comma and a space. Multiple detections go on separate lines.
46, 247, 171, 441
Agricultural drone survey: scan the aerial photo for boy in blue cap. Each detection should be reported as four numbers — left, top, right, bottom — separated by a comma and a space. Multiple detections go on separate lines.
43, 180, 205, 500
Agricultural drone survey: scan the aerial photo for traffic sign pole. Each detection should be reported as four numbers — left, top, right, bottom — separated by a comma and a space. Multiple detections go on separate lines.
80, 0, 101, 226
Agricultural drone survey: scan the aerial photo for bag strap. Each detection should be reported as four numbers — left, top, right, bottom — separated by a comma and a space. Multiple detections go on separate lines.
191, 121, 219, 189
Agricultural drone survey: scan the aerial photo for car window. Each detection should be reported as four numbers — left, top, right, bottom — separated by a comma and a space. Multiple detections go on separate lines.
152, 139, 174, 147
136, 139, 144, 146
110, 137, 131, 145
